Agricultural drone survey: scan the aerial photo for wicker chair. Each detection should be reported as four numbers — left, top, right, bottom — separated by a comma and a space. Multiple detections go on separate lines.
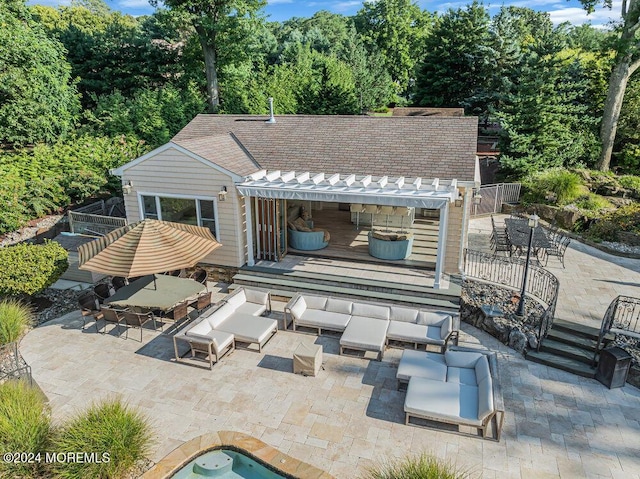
93, 284, 113, 303
166, 301, 189, 323
99, 306, 127, 336
111, 276, 127, 291
190, 269, 208, 289
121, 311, 158, 342
191, 291, 212, 313
78, 293, 103, 330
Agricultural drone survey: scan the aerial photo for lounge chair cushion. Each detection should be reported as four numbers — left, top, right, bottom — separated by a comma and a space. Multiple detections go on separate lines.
396, 349, 447, 383
425, 325, 446, 346
417, 311, 451, 326
405, 377, 482, 427
475, 356, 491, 383
390, 306, 419, 323
477, 376, 494, 421
340, 316, 389, 352
305, 296, 328, 310
325, 298, 353, 315
440, 316, 453, 340
296, 309, 351, 332
217, 314, 277, 344
445, 351, 484, 368
207, 302, 236, 329
351, 303, 390, 321
226, 289, 246, 309
386, 321, 426, 343
245, 288, 270, 306
289, 296, 307, 320
446, 367, 478, 386
186, 319, 213, 337
234, 302, 266, 317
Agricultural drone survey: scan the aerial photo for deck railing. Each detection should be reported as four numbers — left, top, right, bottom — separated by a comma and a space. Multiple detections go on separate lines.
596, 295, 640, 361
463, 249, 559, 350
471, 183, 521, 216
68, 211, 127, 236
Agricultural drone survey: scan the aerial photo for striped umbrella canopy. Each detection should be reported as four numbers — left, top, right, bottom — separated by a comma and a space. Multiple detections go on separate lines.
78, 219, 221, 278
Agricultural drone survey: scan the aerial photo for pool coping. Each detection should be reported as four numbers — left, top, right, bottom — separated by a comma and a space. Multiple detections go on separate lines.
141, 430, 335, 479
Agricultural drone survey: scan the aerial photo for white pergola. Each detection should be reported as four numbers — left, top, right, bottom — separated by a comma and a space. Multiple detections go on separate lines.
236, 170, 467, 289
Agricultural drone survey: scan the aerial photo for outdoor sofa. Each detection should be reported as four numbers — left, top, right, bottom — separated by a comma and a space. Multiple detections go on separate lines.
397, 347, 504, 441
174, 287, 277, 368
284, 293, 458, 360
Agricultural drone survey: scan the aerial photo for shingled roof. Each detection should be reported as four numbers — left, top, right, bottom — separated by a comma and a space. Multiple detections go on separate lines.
171, 114, 478, 181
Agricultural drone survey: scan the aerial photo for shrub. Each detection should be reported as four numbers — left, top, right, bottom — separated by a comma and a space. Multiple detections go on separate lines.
50, 398, 153, 479
585, 202, 640, 241
363, 453, 470, 479
0, 299, 33, 345
619, 175, 640, 199
522, 168, 586, 205
574, 193, 614, 214
0, 241, 68, 297
0, 381, 52, 479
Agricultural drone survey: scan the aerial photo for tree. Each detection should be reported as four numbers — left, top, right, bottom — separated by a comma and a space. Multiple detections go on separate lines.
413, 2, 495, 116
155, 0, 266, 112
583, 0, 640, 170
355, 0, 431, 93
0, 0, 79, 146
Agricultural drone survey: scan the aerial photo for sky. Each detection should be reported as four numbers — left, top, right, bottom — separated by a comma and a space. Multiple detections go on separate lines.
30, 0, 623, 26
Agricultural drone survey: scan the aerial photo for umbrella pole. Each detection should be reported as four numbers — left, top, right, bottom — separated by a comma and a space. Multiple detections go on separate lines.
153, 274, 157, 290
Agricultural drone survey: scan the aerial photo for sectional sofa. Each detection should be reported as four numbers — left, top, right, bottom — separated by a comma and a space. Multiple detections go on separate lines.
284, 293, 459, 359
174, 287, 277, 368
397, 347, 504, 440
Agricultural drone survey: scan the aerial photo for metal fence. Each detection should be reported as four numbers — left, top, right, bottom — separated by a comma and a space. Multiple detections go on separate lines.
463, 248, 559, 349
472, 183, 521, 216
596, 295, 640, 359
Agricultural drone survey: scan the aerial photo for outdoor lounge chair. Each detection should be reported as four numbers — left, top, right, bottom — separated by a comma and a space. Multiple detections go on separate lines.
121, 310, 159, 342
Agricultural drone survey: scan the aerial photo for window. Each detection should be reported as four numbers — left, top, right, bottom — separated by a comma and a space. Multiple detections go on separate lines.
140, 194, 218, 238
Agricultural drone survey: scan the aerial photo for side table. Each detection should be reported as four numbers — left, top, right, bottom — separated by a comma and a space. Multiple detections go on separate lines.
293, 343, 323, 377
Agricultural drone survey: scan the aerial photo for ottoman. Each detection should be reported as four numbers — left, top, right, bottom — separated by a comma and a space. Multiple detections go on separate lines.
293, 343, 322, 376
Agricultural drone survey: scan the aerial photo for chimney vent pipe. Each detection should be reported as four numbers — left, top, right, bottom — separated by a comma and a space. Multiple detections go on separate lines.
266, 97, 276, 124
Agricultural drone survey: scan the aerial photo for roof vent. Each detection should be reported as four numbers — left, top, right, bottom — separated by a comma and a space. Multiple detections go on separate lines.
266, 97, 276, 124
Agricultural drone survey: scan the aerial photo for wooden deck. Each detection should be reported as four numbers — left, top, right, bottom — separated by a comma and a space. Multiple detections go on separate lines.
287, 204, 439, 268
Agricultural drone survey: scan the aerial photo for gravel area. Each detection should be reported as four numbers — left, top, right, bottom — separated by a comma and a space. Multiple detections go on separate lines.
0, 214, 65, 247
601, 241, 640, 255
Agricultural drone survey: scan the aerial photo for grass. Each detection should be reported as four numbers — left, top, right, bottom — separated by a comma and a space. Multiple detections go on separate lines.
50, 397, 153, 479
0, 298, 33, 345
575, 193, 614, 213
523, 168, 586, 205
0, 381, 52, 479
362, 453, 471, 479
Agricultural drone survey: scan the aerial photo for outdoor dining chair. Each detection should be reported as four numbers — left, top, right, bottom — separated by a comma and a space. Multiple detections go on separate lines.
93, 283, 113, 303
121, 310, 159, 342
540, 235, 571, 268
190, 269, 208, 289
98, 305, 127, 336
78, 292, 103, 330
191, 291, 212, 314
111, 276, 127, 291
165, 301, 189, 323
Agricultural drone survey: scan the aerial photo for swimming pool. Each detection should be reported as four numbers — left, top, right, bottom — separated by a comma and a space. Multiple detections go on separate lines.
171, 449, 288, 479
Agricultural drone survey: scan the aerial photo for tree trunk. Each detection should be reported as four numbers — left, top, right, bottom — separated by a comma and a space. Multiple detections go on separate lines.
195, 26, 219, 113
597, 57, 632, 171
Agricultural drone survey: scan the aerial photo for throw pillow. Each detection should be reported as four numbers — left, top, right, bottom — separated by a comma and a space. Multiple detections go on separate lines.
287, 221, 298, 231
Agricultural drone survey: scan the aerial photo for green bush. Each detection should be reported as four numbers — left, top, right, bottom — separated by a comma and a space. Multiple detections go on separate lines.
363, 453, 469, 479
50, 398, 153, 479
0, 241, 68, 297
522, 168, 586, 205
619, 175, 640, 199
575, 193, 614, 214
0, 299, 33, 345
585, 202, 640, 241
0, 381, 52, 479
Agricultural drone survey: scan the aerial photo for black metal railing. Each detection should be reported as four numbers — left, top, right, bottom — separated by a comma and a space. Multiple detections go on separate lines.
463, 249, 560, 350
595, 295, 640, 360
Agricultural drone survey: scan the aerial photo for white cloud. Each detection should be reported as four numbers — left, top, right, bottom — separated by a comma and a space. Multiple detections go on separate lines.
548, 3, 622, 26
268, 0, 295, 4
27, 0, 71, 7
117, 0, 155, 8
332, 1, 362, 12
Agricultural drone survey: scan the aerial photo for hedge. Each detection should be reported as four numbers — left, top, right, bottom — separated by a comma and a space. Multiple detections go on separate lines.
0, 241, 68, 297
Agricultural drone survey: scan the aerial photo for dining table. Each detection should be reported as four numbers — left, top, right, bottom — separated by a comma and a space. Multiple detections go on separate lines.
105, 274, 206, 312
505, 218, 552, 252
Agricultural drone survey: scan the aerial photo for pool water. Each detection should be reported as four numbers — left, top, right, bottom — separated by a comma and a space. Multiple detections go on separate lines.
171, 449, 288, 479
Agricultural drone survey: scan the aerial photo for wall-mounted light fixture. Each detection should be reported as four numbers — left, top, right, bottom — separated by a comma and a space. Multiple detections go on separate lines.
218, 186, 228, 201
454, 198, 463, 207
472, 191, 482, 206
122, 180, 133, 195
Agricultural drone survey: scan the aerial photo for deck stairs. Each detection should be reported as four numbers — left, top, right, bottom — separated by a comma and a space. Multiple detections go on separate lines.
231, 265, 461, 312
525, 319, 602, 378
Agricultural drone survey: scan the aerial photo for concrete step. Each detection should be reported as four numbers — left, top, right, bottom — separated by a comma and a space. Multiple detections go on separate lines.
238, 266, 462, 302
231, 274, 460, 311
539, 339, 596, 365
525, 350, 597, 378
546, 329, 598, 351
552, 319, 601, 341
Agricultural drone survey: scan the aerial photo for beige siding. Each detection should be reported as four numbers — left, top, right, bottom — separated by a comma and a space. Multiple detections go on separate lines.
121, 148, 247, 268
444, 191, 465, 275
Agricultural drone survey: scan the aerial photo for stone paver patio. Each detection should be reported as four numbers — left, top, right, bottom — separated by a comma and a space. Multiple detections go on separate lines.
19, 216, 640, 478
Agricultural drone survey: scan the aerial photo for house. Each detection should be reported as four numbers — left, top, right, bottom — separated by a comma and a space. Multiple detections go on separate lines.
110, 114, 479, 289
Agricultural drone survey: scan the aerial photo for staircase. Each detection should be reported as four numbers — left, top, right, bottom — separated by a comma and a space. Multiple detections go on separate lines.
525, 319, 601, 378
231, 265, 461, 312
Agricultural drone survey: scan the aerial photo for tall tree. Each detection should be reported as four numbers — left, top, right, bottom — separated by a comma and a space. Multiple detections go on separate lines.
584, 0, 640, 170
355, 0, 430, 93
0, 0, 79, 146
154, 0, 266, 112
413, 2, 495, 116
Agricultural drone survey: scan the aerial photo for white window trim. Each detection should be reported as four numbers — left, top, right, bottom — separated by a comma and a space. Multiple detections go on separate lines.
137, 191, 221, 241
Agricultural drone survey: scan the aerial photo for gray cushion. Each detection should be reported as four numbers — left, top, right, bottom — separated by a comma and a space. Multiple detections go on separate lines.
297, 309, 351, 331
445, 350, 484, 368
405, 377, 482, 427
207, 302, 236, 329
396, 349, 447, 382
425, 325, 446, 346
475, 356, 491, 383
351, 302, 390, 320
217, 314, 277, 344
244, 288, 269, 305
289, 296, 307, 319
387, 321, 427, 343
186, 319, 213, 337
340, 316, 389, 352
304, 295, 328, 310
225, 289, 246, 309
234, 302, 266, 317
325, 298, 353, 314
440, 316, 453, 340
446, 366, 478, 386
417, 311, 451, 326
390, 306, 419, 323
477, 376, 494, 421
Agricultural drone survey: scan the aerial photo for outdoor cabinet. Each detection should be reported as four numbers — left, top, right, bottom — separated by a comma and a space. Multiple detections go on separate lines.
595, 347, 632, 389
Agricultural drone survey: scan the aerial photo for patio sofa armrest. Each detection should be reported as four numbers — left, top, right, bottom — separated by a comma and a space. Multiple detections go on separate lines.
284, 294, 307, 330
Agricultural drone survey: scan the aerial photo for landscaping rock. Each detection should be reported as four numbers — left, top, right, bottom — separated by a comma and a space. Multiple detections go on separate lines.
509, 329, 528, 353
527, 332, 539, 349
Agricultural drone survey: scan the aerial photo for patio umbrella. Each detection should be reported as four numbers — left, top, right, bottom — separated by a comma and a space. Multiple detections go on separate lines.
77, 219, 221, 279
